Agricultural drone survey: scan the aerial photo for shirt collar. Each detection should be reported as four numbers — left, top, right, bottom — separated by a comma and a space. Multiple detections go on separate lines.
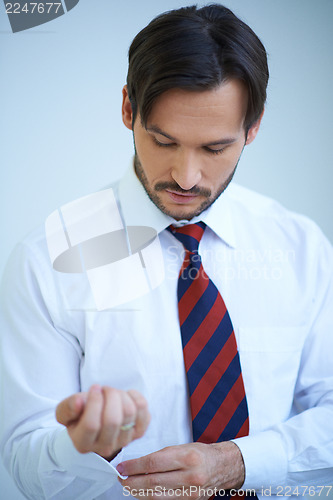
118, 161, 237, 249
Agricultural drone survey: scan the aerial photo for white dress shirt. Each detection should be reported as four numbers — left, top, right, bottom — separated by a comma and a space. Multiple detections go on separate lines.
1, 164, 333, 500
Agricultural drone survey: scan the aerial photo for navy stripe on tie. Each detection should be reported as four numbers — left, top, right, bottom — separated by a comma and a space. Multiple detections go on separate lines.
175, 233, 201, 253
186, 311, 233, 394
180, 280, 218, 345
217, 396, 249, 442
191, 354, 240, 440
170, 222, 205, 253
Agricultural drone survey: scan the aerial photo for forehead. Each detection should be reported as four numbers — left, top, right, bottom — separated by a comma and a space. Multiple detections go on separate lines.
147, 79, 248, 137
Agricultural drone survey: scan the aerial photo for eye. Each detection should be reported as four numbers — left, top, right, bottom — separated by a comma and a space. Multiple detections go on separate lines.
204, 146, 226, 156
152, 136, 176, 148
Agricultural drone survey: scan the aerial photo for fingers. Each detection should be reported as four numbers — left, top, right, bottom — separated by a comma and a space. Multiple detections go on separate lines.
120, 470, 186, 491
117, 390, 138, 448
71, 385, 104, 453
98, 388, 134, 454
117, 447, 179, 477
117, 443, 242, 498
127, 389, 151, 439
117, 444, 210, 497
98, 389, 150, 454
57, 385, 150, 459
56, 391, 87, 426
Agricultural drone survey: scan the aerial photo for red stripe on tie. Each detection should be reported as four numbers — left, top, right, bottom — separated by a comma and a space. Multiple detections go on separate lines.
183, 293, 226, 370
178, 263, 209, 326
190, 333, 236, 420
169, 223, 254, 500
197, 374, 245, 443
175, 224, 205, 241
235, 416, 249, 438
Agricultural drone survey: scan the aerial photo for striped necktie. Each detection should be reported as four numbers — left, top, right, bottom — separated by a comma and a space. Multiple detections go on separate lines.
168, 222, 250, 444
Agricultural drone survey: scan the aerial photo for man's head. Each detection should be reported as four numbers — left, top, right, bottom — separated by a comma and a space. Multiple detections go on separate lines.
122, 4, 269, 220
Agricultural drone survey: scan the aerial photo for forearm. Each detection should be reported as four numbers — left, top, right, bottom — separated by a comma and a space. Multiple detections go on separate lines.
3, 426, 121, 500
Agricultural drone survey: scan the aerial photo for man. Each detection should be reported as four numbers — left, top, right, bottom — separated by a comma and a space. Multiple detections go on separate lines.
1, 4, 332, 499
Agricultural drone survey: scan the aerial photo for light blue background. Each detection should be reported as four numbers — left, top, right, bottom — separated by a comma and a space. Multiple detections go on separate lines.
0, 0, 332, 498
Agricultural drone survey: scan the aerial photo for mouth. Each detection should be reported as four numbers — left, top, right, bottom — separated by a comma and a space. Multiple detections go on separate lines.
165, 189, 200, 204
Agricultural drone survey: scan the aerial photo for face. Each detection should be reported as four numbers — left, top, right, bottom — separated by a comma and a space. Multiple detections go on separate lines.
122, 80, 262, 220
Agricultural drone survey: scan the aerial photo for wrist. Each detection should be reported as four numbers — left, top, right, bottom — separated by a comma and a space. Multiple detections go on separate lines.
211, 441, 245, 490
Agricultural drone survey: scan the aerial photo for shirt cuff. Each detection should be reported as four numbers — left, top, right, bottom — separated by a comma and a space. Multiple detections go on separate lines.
232, 430, 288, 490
52, 427, 126, 481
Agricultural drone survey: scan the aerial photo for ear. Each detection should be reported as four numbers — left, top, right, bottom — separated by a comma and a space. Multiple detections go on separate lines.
245, 108, 264, 145
122, 85, 134, 131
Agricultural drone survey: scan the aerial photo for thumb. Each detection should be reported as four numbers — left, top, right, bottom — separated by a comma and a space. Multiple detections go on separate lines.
56, 392, 87, 427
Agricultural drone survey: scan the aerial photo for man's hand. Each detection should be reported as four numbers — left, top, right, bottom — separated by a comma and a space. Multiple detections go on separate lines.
116, 441, 245, 498
56, 385, 150, 460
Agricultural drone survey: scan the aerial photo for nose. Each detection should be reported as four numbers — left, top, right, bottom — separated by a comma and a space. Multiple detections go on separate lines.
171, 150, 202, 191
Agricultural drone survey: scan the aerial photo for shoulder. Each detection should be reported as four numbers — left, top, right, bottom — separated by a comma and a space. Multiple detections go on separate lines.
18, 181, 122, 258
227, 183, 302, 220
224, 183, 332, 265
227, 183, 328, 238
2, 182, 123, 309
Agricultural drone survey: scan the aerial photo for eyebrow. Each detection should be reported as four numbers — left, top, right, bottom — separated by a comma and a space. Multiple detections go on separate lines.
146, 124, 237, 147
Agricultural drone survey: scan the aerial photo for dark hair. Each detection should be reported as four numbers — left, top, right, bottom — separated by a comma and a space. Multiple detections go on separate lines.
126, 4, 269, 132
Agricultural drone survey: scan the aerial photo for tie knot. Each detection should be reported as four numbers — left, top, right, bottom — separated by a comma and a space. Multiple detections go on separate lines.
168, 222, 206, 253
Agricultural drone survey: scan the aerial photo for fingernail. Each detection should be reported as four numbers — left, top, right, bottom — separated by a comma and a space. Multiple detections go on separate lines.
117, 463, 124, 474
69, 397, 77, 412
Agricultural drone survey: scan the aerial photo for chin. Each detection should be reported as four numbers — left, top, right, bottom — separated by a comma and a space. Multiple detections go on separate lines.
164, 202, 210, 221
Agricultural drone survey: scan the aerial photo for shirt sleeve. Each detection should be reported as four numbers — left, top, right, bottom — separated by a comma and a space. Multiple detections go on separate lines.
0, 241, 122, 499
233, 230, 333, 490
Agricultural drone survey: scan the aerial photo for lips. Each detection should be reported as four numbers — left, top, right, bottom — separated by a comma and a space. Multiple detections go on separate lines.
165, 189, 199, 204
